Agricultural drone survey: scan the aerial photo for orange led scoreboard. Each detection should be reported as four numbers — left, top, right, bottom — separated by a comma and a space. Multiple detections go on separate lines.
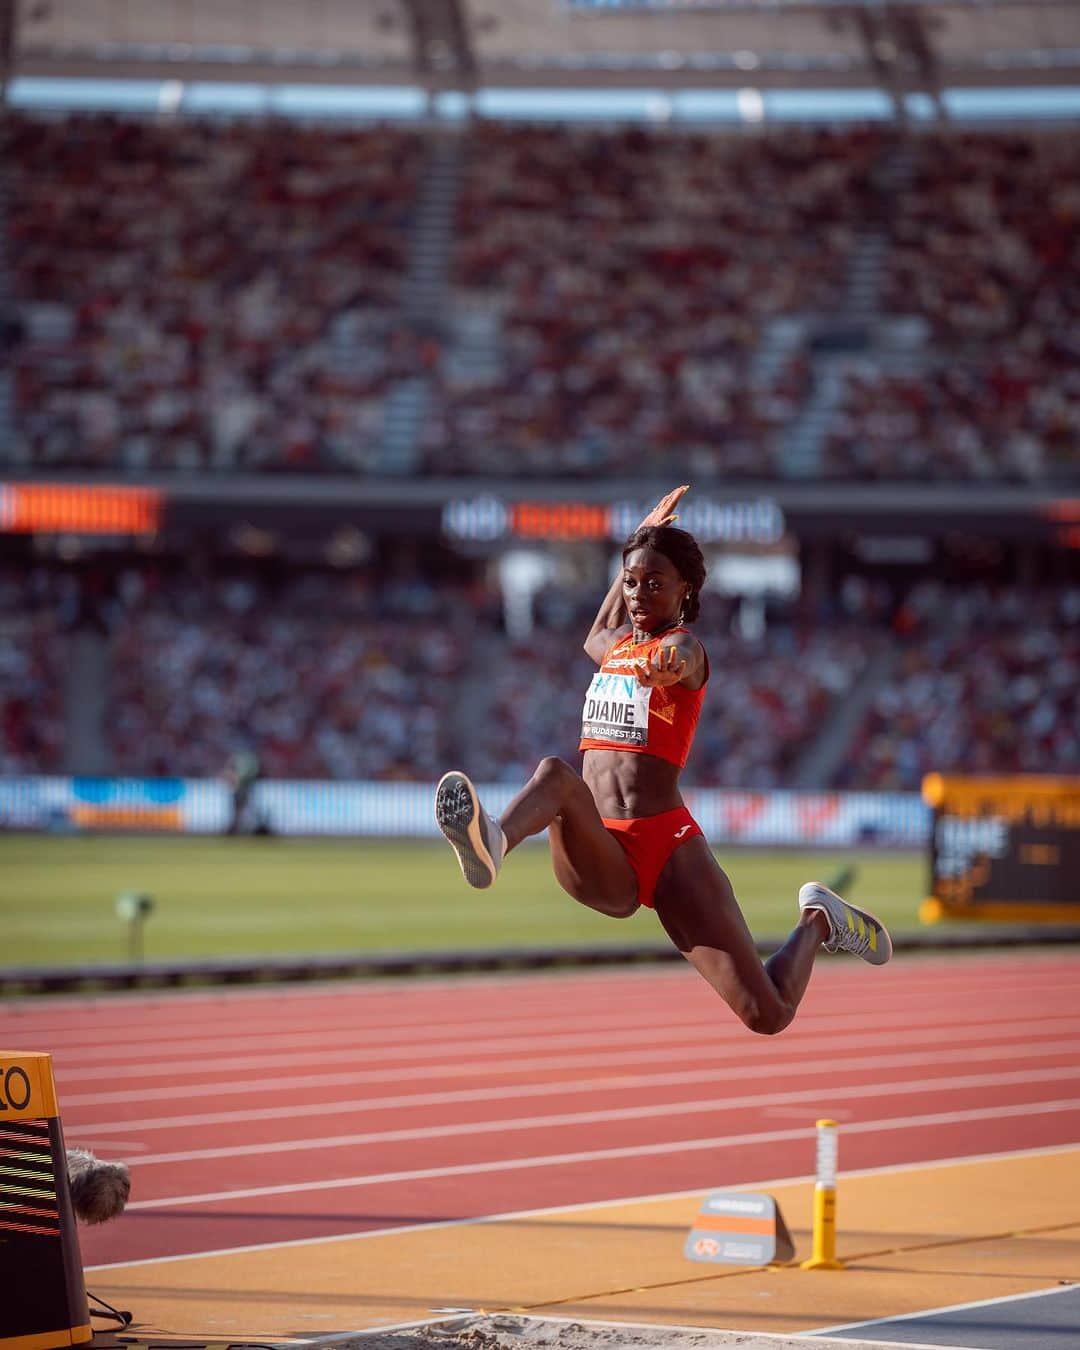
0, 483, 161, 536
0, 1053, 91, 1350
921, 774, 1080, 924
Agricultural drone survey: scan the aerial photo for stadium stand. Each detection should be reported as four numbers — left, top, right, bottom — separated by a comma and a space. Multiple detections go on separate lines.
0, 568, 69, 773
8, 114, 424, 474
2, 34, 1078, 799
5, 561, 1074, 794
820, 353, 1080, 481
467, 615, 878, 791
881, 131, 1080, 345
420, 123, 878, 479
834, 584, 1080, 790
101, 568, 477, 781
7, 111, 1078, 484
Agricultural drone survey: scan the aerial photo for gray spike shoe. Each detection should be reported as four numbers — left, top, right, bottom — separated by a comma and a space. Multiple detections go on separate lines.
799, 882, 893, 965
435, 771, 505, 889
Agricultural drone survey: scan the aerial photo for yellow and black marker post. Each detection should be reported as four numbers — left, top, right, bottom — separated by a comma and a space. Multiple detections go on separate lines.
0, 1051, 91, 1350
801, 1118, 845, 1271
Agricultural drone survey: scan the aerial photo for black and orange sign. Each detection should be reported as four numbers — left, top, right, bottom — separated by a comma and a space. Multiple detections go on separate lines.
0, 1052, 91, 1350
921, 774, 1080, 923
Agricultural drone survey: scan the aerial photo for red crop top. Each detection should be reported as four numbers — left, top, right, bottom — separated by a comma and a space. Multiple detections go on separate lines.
578, 628, 708, 769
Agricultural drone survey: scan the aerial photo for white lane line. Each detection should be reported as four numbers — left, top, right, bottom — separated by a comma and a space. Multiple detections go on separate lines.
64, 1036, 1080, 1136
52, 1002, 1080, 1086
19, 955, 1080, 1028
46, 1008, 716, 1064
46, 983, 1080, 1068
58, 1014, 1080, 1111
810, 1280, 1080, 1337
122, 1097, 1080, 1210
42, 974, 1080, 1059
802, 1337, 995, 1349
97, 1066, 1080, 1168
85, 1139, 1080, 1271
51, 1020, 746, 1082
1, 972, 695, 1041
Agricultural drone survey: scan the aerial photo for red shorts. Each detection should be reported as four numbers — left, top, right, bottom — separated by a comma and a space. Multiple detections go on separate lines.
601, 805, 704, 909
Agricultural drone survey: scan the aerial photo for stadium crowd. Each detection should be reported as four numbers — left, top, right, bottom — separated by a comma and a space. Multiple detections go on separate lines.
8, 114, 423, 474
825, 128, 1080, 483
821, 350, 1080, 481
466, 617, 875, 790
882, 131, 1080, 345
6, 112, 1080, 484
101, 568, 474, 781
420, 123, 879, 478
5, 562, 1075, 794
0, 568, 72, 773
835, 583, 1080, 790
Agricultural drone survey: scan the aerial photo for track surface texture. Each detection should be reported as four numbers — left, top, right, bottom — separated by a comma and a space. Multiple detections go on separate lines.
5, 950, 1079, 1348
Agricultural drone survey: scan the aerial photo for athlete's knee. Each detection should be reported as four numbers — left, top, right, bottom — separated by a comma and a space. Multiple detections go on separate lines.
590, 895, 640, 920
532, 755, 587, 803
719, 985, 795, 1036
743, 1000, 795, 1036
533, 755, 576, 786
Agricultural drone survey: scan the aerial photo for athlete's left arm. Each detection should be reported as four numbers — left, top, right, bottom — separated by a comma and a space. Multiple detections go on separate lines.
632, 631, 706, 692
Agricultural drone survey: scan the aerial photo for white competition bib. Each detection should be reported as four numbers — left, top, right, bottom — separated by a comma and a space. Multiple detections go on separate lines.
581, 670, 651, 748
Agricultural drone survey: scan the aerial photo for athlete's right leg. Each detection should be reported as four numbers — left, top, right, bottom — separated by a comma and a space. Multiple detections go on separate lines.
649, 839, 815, 1034
501, 757, 640, 918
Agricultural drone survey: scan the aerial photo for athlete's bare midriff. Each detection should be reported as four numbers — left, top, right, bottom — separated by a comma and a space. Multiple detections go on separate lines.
582, 748, 684, 819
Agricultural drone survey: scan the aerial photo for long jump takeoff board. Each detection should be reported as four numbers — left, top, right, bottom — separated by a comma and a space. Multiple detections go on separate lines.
0, 1052, 91, 1350
922, 773, 1080, 923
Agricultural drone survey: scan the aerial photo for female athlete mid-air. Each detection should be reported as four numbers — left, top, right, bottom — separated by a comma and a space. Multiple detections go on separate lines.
435, 485, 891, 1034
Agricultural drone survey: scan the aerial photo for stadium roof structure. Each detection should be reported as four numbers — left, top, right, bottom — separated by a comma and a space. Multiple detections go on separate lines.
5, 0, 1080, 113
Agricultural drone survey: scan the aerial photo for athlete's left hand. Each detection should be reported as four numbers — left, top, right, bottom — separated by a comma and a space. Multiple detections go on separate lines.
633, 644, 687, 687
638, 485, 689, 531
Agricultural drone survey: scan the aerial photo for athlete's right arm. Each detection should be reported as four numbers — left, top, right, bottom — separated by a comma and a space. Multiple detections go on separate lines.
583, 570, 631, 666
582, 485, 690, 666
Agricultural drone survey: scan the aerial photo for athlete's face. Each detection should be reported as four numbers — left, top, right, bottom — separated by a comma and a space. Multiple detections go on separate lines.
622, 547, 688, 635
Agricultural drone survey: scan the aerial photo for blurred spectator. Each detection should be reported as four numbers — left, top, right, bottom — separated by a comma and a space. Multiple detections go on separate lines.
422, 123, 881, 478
8, 114, 423, 474
0, 569, 70, 772
836, 584, 1080, 789
884, 132, 1080, 345
689, 622, 875, 788
103, 568, 477, 780
9, 114, 1079, 484
822, 350, 1080, 482
462, 588, 876, 790
1, 564, 1076, 791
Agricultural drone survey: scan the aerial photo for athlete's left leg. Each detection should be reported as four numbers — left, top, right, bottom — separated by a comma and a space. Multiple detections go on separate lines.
435, 759, 638, 915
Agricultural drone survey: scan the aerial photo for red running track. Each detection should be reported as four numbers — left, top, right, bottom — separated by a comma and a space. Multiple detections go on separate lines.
5, 951, 1080, 1268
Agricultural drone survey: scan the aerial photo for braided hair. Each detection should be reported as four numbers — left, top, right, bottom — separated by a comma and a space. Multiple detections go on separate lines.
622, 524, 706, 624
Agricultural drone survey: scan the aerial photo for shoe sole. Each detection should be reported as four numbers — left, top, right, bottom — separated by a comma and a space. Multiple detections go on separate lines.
435, 771, 497, 889
799, 882, 893, 965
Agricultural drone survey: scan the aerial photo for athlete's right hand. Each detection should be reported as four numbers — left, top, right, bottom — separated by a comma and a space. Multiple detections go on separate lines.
639, 485, 689, 530
633, 643, 688, 688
